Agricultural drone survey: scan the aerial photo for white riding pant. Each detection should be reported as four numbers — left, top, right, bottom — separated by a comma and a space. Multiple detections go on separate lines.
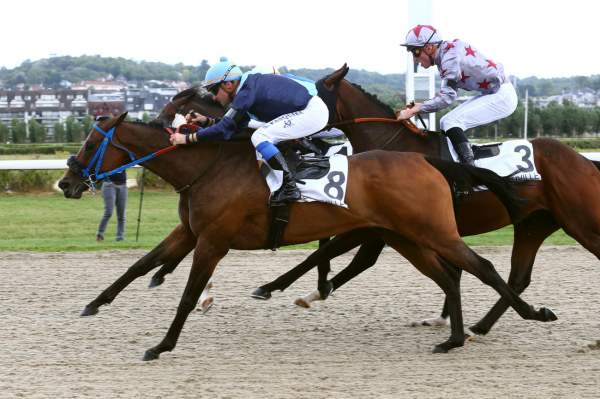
440, 82, 518, 132
251, 96, 329, 146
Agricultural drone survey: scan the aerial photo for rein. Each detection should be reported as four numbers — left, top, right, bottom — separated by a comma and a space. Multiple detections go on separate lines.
69, 123, 214, 194
326, 117, 428, 137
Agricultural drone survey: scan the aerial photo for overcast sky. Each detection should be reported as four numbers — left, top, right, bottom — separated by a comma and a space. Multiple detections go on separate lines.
1, 0, 597, 78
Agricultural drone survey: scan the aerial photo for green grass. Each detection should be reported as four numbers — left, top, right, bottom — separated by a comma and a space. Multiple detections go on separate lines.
0, 191, 576, 252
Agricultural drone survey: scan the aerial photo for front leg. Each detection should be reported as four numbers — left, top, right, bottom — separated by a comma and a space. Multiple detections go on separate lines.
143, 238, 228, 361
82, 224, 195, 316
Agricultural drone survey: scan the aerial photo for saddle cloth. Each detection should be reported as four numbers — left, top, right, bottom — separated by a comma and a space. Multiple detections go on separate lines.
262, 153, 350, 208
446, 138, 541, 181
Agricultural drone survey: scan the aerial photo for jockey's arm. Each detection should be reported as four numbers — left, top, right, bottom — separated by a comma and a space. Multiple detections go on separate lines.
420, 79, 458, 114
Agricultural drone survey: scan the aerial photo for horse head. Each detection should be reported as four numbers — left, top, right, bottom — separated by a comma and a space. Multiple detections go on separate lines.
154, 87, 225, 128
58, 112, 132, 198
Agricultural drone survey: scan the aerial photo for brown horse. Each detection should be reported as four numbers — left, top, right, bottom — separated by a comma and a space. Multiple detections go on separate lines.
156, 66, 600, 336
58, 114, 555, 360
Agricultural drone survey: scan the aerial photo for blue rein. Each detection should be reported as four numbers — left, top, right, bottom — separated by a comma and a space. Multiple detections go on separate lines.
75, 123, 167, 191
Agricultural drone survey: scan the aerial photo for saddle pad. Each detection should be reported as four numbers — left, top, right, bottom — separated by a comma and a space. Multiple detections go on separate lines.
263, 154, 349, 208
447, 138, 541, 181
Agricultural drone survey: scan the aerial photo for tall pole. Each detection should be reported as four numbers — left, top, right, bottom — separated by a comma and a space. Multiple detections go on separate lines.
135, 167, 146, 242
524, 88, 528, 140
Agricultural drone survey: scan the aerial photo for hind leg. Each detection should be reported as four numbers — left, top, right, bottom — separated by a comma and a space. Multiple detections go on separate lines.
295, 236, 385, 308
383, 233, 467, 353
438, 239, 557, 323
471, 211, 558, 335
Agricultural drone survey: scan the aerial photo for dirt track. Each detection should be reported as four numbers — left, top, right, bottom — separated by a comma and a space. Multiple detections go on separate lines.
1, 246, 600, 398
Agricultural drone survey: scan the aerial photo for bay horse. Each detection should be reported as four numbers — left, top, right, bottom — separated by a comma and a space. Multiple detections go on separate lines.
155, 65, 600, 336
58, 114, 555, 360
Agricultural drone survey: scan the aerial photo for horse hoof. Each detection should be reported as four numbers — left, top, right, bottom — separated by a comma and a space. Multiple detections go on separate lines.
142, 349, 160, 361
148, 275, 165, 288
294, 298, 311, 308
318, 281, 334, 300
432, 344, 449, 354
469, 324, 489, 336
250, 287, 271, 300
541, 307, 557, 322
81, 305, 99, 317
200, 297, 214, 314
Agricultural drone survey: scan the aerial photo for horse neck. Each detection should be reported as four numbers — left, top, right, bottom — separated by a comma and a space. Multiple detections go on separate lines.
338, 82, 440, 156
122, 123, 253, 190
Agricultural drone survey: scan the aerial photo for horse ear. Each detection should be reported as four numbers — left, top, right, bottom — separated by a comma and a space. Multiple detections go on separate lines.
102, 112, 128, 130
323, 63, 349, 89
115, 112, 129, 126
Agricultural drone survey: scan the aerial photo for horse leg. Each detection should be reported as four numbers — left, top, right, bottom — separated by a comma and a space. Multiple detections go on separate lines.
470, 211, 558, 335
149, 256, 187, 288
251, 229, 369, 299
410, 292, 455, 328
438, 240, 557, 323
383, 233, 467, 353
81, 225, 196, 316
316, 238, 333, 299
143, 239, 227, 361
294, 236, 385, 308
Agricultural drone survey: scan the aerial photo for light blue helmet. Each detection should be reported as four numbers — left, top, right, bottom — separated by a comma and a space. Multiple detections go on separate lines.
202, 57, 243, 91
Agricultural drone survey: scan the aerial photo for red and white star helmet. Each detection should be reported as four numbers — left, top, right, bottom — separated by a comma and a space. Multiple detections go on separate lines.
401, 25, 442, 49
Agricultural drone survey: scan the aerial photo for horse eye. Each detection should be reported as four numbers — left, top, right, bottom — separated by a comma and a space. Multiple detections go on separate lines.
85, 142, 95, 152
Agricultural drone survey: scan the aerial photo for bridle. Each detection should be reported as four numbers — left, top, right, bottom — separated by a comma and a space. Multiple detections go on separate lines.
67, 122, 220, 193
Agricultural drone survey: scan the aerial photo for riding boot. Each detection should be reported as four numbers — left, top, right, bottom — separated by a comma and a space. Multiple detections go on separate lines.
267, 152, 301, 206
455, 142, 475, 166
446, 127, 475, 166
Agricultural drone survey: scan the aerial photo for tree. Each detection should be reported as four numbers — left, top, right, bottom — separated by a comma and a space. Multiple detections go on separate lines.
81, 115, 93, 134
10, 119, 26, 143
0, 122, 9, 143
142, 112, 151, 123
66, 116, 84, 142
28, 119, 46, 143
53, 122, 66, 143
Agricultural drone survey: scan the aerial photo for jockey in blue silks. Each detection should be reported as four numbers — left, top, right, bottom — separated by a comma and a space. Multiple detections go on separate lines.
170, 57, 329, 206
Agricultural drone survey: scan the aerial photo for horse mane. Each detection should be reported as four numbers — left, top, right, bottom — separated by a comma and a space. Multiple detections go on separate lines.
349, 82, 396, 118
130, 120, 165, 130
172, 86, 200, 101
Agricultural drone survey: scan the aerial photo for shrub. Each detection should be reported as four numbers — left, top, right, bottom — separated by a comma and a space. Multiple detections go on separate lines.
53, 123, 66, 143
0, 170, 65, 192
28, 119, 47, 143
0, 122, 9, 143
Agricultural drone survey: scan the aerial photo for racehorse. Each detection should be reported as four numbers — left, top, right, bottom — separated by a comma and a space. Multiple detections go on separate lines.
58, 114, 555, 360
156, 65, 600, 336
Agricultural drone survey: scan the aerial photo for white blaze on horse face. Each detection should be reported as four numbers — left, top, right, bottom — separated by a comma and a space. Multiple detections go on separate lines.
172, 114, 187, 128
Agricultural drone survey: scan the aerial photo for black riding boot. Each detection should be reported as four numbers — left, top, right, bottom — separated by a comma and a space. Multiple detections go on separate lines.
267, 152, 301, 206
446, 127, 475, 166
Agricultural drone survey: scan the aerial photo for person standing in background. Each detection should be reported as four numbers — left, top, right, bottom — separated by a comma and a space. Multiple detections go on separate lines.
96, 171, 128, 242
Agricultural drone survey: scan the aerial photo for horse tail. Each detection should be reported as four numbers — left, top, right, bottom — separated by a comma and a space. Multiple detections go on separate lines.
424, 157, 527, 223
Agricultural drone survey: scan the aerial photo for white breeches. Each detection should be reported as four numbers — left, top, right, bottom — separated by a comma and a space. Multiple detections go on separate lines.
250, 96, 329, 146
440, 82, 518, 132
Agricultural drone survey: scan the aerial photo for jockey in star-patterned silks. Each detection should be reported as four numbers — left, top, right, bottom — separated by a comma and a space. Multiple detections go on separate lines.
396, 25, 518, 165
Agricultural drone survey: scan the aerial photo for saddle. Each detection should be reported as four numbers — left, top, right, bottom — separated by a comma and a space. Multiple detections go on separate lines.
439, 137, 501, 162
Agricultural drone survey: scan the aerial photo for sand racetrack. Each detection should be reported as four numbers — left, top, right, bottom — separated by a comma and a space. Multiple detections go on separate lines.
1, 246, 599, 398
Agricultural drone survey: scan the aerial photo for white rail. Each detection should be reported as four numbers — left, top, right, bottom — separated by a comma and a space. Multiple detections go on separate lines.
1, 153, 600, 171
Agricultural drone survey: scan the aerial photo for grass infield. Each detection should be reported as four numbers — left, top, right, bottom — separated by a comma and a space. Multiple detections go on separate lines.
0, 191, 576, 252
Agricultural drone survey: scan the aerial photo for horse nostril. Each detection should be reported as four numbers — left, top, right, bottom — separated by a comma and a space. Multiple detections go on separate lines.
58, 180, 70, 190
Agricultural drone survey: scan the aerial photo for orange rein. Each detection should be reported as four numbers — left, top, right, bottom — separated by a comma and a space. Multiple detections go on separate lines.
326, 117, 427, 137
